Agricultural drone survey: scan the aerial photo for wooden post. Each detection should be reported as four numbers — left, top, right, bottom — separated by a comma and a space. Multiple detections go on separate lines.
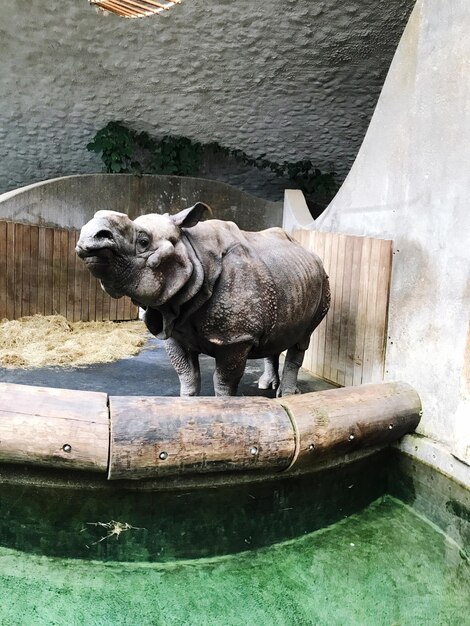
0, 383, 109, 472
108, 396, 295, 480
278, 382, 422, 472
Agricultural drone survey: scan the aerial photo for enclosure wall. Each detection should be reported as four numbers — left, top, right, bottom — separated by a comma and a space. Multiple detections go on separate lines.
293, 230, 392, 387
0, 174, 282, 232
316, 0, 470, 466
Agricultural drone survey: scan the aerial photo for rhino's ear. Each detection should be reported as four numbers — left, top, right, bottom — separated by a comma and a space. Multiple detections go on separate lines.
171, 203, 213, 229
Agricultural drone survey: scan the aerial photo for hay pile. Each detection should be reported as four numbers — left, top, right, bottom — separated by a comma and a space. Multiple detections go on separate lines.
0, 315, 149, 368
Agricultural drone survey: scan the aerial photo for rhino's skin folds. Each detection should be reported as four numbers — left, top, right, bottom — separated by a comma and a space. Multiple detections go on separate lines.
76, 203, 330, 397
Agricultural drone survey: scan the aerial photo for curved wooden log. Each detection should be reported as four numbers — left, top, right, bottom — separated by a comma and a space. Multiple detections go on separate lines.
278, 382, 422, 471
0, 383, 109, 471
108, 396, 294, 480
0, 381, 421, 482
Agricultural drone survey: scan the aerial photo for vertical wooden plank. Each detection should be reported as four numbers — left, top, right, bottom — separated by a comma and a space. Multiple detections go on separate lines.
117, 296, 126, 321
312, 231, 327, 378
323, 233, 339, 382
14, 224, 24, 319
336, 234, 354, 387
0, 222, 7, 319
297, 231, 310, 372
52, 229, 62, 316
95, 276, 105, 321
361, 237, 382, 383
130, 300, 139, 321
72, 231, 82, 323
44, 228, 54, 316
6, 223, 15, 320
104, 291, 112, 322
352, 237, 372, 386
37, 227, 47, 316
318, 232, 333, 379
310, 230, 322, 375
371, 239, 393, 382
66, 230, 77, 322
344, 236, 363, 387
29, 226, 39, 317
59, 230, 69, 319
329, 233, 347, 383
307, 231, 320, 377
104, 292, 111, 322
113, 295, 122, 322
88, 272, 99, 322
79, 261, 90, 322
22, 224, 32, 317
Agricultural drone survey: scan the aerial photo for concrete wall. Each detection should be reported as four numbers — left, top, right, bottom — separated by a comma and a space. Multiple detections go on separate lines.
0, 0, 414, 199
316, 0, 470, 468
0, 174, 282, 232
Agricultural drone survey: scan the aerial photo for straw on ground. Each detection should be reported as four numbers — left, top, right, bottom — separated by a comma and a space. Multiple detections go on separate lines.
0, 314, 148, 368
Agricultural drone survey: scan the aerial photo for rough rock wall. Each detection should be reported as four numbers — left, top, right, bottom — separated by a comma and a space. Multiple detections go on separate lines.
0, 0, 413, 198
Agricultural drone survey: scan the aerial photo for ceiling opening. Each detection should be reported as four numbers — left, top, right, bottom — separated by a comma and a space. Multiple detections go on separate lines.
89, 0, 181, 19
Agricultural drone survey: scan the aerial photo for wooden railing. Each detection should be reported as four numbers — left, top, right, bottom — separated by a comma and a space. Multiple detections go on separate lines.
293, 230, 393, 386
0, 221, 138, 322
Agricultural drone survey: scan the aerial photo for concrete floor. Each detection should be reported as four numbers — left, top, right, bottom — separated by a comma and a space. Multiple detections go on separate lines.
0, 337, 333, 397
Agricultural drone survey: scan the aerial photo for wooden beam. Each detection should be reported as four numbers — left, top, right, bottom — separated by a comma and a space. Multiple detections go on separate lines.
108, 396, 295, 479
94, 1, 139, 18
277, 382, 422, 471
90, 0, 181, 17
0, 381, 421, 483
0, 383, 109, 472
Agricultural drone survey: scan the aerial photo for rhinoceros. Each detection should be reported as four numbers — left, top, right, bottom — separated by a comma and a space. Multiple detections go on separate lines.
76, 203, 330, 397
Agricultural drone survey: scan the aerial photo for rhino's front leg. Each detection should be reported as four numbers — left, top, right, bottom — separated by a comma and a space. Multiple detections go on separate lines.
164, 338, 201, 397
258, 355, 280, 390
277, 344, 306, 397
213, 343, 252, 396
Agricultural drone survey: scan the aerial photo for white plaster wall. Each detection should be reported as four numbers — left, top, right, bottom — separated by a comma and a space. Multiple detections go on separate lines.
316, 0, 470, 465
0, 0, 413, 198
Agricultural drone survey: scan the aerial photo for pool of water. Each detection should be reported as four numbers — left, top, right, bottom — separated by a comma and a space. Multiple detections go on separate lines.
0, 452, 468, 625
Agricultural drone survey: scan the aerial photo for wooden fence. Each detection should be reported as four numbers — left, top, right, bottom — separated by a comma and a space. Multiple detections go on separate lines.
0, 221, 138, 322
293, 230, 393, 387
0, 220, 392, 386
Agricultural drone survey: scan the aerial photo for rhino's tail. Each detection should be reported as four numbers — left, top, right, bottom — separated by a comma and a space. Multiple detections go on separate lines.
311, 271, 331, 333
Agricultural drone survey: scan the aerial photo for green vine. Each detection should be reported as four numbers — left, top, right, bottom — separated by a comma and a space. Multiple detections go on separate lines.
87, 121, 337, 204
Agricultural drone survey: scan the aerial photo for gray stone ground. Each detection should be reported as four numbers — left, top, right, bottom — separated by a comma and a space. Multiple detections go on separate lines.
0, 337, 332, 397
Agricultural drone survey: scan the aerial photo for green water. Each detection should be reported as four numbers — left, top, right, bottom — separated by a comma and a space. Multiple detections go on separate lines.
0, 454, 468, 625
0, 497, 468, 626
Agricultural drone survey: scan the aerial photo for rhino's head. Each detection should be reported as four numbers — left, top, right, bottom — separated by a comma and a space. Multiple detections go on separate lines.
76, 202, 211, 306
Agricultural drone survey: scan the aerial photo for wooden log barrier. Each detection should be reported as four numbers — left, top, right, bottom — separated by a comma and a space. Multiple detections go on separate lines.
0, 381, 421, 482
0, 382, 109, 472
107, 396, 295, 479
277, 382, 422, 471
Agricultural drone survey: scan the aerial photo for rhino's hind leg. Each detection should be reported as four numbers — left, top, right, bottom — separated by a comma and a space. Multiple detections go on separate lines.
258, 355, 280, 390
165, 338, 201, 396
277, 343, 308, 397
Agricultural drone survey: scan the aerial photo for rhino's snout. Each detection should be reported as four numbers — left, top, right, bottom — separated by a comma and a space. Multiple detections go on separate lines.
75, 243, 114, 260
76, 227, 116, 260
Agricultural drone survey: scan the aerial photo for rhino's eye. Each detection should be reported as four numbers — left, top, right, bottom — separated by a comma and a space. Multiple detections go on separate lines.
137, 235, 150, 251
